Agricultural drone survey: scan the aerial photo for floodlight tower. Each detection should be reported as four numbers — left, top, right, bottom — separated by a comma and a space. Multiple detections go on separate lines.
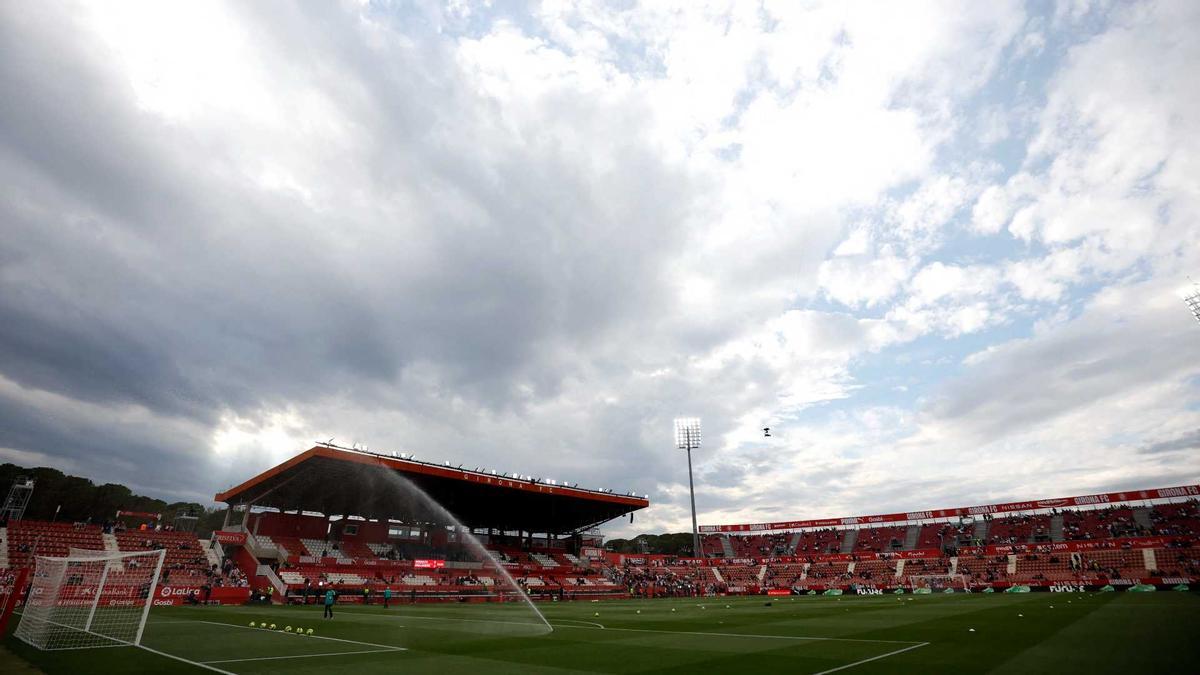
1185, 283, 1200, 326
674, 417, 702, 558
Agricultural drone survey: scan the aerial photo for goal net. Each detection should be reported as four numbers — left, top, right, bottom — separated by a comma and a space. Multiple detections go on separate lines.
907, 574, 969, 593
14, 548, 165, 650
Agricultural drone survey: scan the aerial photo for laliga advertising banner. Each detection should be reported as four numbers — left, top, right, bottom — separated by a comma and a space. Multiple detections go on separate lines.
154, 585, 252, 606
699, 483, 1200, 533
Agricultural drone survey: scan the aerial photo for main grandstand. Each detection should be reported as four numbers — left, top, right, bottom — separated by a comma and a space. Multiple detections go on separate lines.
203, 442, 648, 602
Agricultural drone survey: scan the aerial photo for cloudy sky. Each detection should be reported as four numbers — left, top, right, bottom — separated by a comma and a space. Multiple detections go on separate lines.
2, 0, 1198, 537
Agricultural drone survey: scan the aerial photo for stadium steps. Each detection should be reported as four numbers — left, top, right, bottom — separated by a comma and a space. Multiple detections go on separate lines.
757, 564, 768, 582
202, 539, 222, 569
1049, 514, 1064, 542
839, 529, 858, 554
719, 536, 734, 558
1143, 549, 1157, 571
903, 525, 920, 550
948, 557, 958, 574
894, 559, 905, 579
711, 567, 725, 584
0, 527, 7, 567
787, 531, 802, 554
1006, 555, 1017, 574
973, 518, 989, 544
1132, 507, 1155, 531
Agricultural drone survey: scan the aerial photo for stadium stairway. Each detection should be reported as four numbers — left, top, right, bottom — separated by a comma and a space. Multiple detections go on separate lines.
0, 527, 7, 567
973, 518, 989, 544
894, 559, 905, 579
839, 529, 858, 554
1049, 513, 1064, 542
1132, 507, 1155, 531
1143, 548, 1157, 571
711, 567, 725, 584
903, 525, 920, 550
720, 536, 735, 558
787, 531, 802, 554
202, 539, 222, 569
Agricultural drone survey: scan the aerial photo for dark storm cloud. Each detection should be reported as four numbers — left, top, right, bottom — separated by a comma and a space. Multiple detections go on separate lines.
1140, 429, 1200, 455
0, 2, 697, 502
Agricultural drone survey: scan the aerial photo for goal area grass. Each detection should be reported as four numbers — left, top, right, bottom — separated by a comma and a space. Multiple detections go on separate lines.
4, 591, 1199, 674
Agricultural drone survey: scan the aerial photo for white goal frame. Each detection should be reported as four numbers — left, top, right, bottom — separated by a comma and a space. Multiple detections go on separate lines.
907, 574, 969, 593
14, 548, 166, 650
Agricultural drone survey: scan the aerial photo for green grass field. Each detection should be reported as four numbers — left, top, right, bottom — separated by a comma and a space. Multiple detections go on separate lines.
4, 592, 1199, 674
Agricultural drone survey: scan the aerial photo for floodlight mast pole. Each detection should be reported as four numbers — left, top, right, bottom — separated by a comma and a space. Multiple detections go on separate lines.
1185, 284, 1200, 326
675, 418, 702, 558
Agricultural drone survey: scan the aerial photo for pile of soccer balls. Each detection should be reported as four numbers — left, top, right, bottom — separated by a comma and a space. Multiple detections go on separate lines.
249, 621, 314, 635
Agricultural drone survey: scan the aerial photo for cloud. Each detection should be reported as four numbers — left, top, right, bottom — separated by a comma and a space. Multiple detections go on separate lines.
1, 1, 1197, 540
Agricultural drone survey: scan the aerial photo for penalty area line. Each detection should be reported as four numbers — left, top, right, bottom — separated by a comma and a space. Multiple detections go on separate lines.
203, 647, 404, 664
339, 610, 921, 644
809, 641, 930, 675
156, 618, 408, 651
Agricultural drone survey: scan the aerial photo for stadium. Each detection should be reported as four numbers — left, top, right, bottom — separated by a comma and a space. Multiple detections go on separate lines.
4, 1, 1200, 674
1, 442, 1197, 673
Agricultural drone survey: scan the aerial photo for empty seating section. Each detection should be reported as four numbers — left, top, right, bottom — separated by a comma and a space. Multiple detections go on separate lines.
1152, 547, 1200, 575
955, 554, 1009, 584
763, 563, 806, 587
805, 561, 849, 581
900, 557, 950, 576
7, 521, 103, 568
984, 515, 1050, 544
700, 534, 726, 556
718, 565, 760, 585
850, 559, 896, 583
269, 536, 305, 559
337, 541, 378, 561
1062, 507, 1139, 540
916, 522, 974, 549
301, 538, 350, 562
853, 526, 907, 552
1147, 503, 1200, 536
727, 533, 791, 557
114, 529, 211, 582
530, 553, 558, 567
367, 543, 395, 557
792, 529, 842, 554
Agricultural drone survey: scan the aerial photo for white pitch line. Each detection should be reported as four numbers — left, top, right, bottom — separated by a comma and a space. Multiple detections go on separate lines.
137, 645, 238, 675
187, 619, 408, 651
809, 641, 929, 675
203, 647, 403, 664
339, 610, 921, 644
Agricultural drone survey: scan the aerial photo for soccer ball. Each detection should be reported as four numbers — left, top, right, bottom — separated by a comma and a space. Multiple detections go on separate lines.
269, 624, 276, 630
294, 627, 302, 634
249, 622, 256, 627
285, 626, 292, 632
306, 628, 314, 635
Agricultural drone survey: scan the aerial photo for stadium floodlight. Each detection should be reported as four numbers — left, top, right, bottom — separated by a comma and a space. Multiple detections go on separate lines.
1185, 283, 1200, 325
674, 417, 702, 558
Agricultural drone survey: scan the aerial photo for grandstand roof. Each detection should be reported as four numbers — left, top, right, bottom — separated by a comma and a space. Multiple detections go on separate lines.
214, 444, 648, 534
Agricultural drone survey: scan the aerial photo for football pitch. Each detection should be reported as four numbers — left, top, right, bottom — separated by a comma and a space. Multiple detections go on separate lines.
4, 592, 1199, 674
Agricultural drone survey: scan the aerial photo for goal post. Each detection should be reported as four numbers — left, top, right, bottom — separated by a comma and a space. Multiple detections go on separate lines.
907, 574, 969, 593
14, 548, 166, 650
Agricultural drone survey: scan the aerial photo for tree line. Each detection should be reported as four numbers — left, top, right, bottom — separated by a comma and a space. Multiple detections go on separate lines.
0, 463, 227, 536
